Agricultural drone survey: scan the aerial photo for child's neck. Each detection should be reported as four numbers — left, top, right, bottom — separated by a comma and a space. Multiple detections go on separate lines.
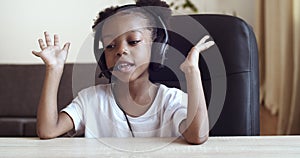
112, 77, 158, 117
115, 77, 156, 103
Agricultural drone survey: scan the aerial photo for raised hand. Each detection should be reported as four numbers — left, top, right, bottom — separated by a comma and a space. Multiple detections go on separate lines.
180, 35, 214, 73
179, 35, 213, 144
32, 32, 70, 69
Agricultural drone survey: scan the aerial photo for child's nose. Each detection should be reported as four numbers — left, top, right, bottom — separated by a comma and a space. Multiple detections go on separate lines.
116, 44, 129, 56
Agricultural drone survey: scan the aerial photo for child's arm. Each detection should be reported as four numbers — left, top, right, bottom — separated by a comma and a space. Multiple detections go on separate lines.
32, 32, 73, 139
179, 35, 214, 145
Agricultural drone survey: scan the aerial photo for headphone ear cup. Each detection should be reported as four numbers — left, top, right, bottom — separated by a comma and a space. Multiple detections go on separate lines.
94, 48, 102, 65
98, 49, 112, 79
94, 47, 111, 79
99, 50, 107, 72
151, 28, 168, 70
93, 24, 111, 79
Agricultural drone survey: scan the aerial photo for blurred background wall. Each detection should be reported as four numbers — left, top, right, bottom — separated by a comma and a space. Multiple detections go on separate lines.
0, 0, 256, 64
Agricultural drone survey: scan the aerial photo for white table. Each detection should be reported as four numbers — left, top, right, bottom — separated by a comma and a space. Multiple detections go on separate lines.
0, 136, 299, 157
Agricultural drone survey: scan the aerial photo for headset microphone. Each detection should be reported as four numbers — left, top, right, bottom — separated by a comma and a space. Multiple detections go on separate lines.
98, 67, 115, 78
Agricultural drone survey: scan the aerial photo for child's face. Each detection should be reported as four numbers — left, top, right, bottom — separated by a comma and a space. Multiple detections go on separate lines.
101, 13, 153, 82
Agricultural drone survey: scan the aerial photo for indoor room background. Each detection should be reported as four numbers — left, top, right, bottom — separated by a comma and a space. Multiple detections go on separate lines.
0, 0, 299, 135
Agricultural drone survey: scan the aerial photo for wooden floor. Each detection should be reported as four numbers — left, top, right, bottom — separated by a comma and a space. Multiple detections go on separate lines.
260, 105, 278, 135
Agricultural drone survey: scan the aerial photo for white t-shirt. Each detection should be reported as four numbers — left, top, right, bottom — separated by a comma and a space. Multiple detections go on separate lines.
61, 84, 187, 138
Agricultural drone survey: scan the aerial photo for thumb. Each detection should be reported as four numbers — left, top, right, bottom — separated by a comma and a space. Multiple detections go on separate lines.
32, 50, 40, 57
63, 42, 71, 52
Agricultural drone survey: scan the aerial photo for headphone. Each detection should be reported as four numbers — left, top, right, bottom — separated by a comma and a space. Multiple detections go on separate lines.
93, 5, 169, 80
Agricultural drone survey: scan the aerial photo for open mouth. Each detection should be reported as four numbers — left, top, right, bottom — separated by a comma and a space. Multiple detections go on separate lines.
116, 62, 135, 72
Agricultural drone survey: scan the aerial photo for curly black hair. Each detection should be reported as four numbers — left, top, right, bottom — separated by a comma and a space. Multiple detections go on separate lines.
92, 0, 172, 32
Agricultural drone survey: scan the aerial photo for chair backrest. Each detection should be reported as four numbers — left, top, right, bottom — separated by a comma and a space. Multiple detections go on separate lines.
150, 14, 260, 136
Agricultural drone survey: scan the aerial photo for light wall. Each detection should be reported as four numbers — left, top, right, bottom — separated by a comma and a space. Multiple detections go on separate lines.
200, 0, 255, 27
0, 0, 255, 64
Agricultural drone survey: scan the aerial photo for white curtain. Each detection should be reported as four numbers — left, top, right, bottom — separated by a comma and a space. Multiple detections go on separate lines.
257, 0, 300, 134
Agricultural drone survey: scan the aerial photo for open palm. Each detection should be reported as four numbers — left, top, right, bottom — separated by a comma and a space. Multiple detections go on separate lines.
32, 32, 70, 68
180, 35, 214, 72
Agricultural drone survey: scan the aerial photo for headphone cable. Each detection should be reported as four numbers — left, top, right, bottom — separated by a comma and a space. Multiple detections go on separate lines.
111, 84, 135, 137
120, 107, 135, 137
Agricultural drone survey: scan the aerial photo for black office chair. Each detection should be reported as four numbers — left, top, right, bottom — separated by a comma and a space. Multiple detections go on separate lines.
150, 14, 260, 136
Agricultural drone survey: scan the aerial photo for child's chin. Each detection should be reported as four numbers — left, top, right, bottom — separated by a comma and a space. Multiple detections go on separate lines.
111, 73, 134, 83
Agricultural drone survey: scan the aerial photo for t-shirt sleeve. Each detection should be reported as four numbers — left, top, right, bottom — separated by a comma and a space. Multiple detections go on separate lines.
172, 106, 187, 136
61, 94, 85, 136
164, 89, 188, 137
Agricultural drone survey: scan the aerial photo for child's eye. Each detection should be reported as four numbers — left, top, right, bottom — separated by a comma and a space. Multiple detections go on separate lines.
106, 44, 115, 49
128, 40, 141, 45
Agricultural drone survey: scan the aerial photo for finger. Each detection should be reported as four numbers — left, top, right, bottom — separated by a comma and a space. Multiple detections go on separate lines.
194, 41, 215, 52
203, 41, 215, 50
38, 39, 46, 50
198, 35, 210, 45
32, 50, 41, 57
62, 42, 71, 52
188, 41, 214, 61
54, 34, 60, 47
192, 35, 210, 53
44, 31, 52, 46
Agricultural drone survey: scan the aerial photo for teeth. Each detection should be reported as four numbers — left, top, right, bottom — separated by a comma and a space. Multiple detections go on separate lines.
117, 63, 132, 70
